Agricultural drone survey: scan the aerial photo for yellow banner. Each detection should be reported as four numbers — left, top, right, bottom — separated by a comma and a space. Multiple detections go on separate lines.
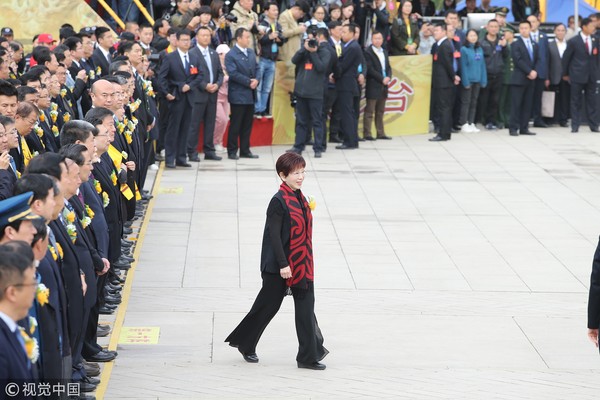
271, 54, 432, 145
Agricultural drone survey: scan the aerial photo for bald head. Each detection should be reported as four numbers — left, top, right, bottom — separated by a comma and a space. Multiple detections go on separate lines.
90, 79, 115, 108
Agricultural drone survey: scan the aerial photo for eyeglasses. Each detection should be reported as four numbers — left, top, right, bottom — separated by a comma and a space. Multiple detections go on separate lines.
12, 281, 39, 289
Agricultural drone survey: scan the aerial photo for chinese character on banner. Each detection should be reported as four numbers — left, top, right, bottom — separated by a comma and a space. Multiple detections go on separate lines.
386, 79, 415, 113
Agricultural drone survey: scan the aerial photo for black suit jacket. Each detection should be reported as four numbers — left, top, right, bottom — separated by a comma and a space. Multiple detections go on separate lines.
432, 39, 455, 89
364, 46, 392, 100
189, 45, 224, 104
157, 50, 203, 107
0, 318, 35, 394
91, 47, 111, 77
338, 40, 362, 95
563, 34, 600, 84
589, 237, 600, 329
0, 168, 17, 200
510, 37, 539, 86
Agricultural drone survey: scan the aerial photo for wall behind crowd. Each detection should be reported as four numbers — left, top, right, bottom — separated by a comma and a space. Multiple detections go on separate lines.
0, 0, 110, 52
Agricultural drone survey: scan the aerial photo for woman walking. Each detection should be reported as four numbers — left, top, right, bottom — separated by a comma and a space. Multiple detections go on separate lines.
225, 152, 328, 370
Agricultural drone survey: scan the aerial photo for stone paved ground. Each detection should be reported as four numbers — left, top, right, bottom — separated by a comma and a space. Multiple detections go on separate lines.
102, 127, 600, 399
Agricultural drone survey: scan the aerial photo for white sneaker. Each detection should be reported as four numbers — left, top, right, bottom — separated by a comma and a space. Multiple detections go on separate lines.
469, 123, 480, 132
149, 164, 158, 171
215, 144, 225, 153
461, 123, 472, 133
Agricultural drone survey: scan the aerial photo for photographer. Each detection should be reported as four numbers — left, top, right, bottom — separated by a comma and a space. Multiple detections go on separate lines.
256, 2, 285, 117
230, 0, 261, 54
288, 28, 331, 158
209, 0, 234, 48
171, 0, 203, 31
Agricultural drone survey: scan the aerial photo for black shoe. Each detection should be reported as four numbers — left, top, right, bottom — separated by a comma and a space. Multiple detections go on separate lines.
533, 121, 548, 128
97, 326, 111, 338
328, 136, 342, 143
165, 163, 176, 169
560, 122, 569, 127
124, 221, 133, 228
428, 136, 447, 142
297, 361, 326, 370
121, 239, 133, 247
141, 193, 153, 201
122, 227, 133, 235
377, 135, 392, 140
83, 362, 101, 377
335, 144, 357, 149
314, 152, 322, 158
86, 350, 117, 362
104, 294, 122, 303
99, 306, 114, 315
592, 127, 600, 133
358, 137, 365, 142
83, 376, 101, 386
240, 153, 259, 159
78, 382, 97, 393
154, 154, 165, 161
286, 147, 302, 154
204, 153, 222, 161
509, 130, 519, 136
520, 130, 536, 135
485, 123, 498, 130
176, 162, 192, 167
111, 276, 126, 285
239, 349, 259, 363
228, 153, 239, 160
188, 154, 201, 162
363, 136, 375, 141
119, 255, 135, 263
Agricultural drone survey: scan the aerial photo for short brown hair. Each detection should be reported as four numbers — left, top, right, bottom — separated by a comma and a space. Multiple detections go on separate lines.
276, 153, 306, 177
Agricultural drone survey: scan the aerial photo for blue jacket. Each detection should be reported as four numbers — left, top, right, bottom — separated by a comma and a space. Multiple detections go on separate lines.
225, 45, 257, 105
460, 45, 487, 88
531, 30, 549, 79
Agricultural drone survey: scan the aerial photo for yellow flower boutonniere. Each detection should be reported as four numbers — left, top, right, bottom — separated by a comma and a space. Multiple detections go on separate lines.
96, 66, 102, 76
85, 204, 95, 220
124, 130, 133, 144
36, 283, 50, 306
66, 211, 75, 224
52, 125, 59, 137
81, 216, 91, 229
60, 88, 67, 98
51, 102, 58, 112
88, 69, 96, 80
63, 112, 71, 122
110, 170, 117, 186
62, 209, 77, 243
127, 120, 135, 131
67, 100, 73, 107
50, 109, 58, 123
32, 151, 39, 158
94, 179, 102, 194
102, 192, 110, 208
34, 125, 43, 138
66, 224, 77, 243
129, 98, 142, 113
117, 121, 125, 134
121, 151, 128, 160
19, 326, 39, 363
39, 113, 45, 123
132, 116, 138, 124
307, 195, 316, 211
48, 244, 58, 261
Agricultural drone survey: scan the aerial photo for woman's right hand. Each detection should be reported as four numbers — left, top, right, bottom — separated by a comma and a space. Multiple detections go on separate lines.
280, 266, 292, 279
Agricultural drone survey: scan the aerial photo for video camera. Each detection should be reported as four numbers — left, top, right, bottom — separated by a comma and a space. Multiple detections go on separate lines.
306, 25, 318, 49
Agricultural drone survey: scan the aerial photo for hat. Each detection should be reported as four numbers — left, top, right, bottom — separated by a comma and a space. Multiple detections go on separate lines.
198, 5, 211, 15
1, 27, 13, 37
0, 192, 42, 228
37, 33, 57, 44
495, 7, 509, 16
79, 26, 97, 35
216, 44, 230, 54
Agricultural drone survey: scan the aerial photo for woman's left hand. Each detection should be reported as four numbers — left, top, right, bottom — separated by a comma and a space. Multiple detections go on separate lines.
280, 266, 292, 279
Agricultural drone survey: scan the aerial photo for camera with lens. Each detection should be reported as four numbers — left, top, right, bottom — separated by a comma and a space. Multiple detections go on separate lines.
162, 1, 177, 20
222, 1, 238, 23
289, 92, 298, 108
306, 25, 319, 48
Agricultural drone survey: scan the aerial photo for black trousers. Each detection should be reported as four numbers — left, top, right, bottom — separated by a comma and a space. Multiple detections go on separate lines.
509, 81, 534, 132
157, 95, 168, 153
294, 97, 324, 152
323, 87, 340, 144
187, 99, 218, 156
570, 81, 599, 130
434, 86, 454, 139
225, 272, 328, 364
531, 78, 546, 124
478, 73, 503, 125
165, 97, 192, 165
549, 80, 570, 124
338, 91, 358, 147
228, 104, 254, 156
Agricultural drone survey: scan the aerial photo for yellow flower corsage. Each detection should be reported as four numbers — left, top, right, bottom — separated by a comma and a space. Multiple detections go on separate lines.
63, 112, 71, 122
110, 170, 117, 186
121, 151, 128, 160
94, 179, 102, 194
307, 195, 316, 211
102, 192, 110, 208
36, 283, 50, 306
66, 211, 75, 223
60, 88, 67, 98
48, 244, 58, 261
85, 204, 95, 220
52, 125, 59, 137
57, 243, 64, 259
34, 125, 43, 138
39, 113, 45, 123
19, 326, 39, 363
50, 109, 58, 123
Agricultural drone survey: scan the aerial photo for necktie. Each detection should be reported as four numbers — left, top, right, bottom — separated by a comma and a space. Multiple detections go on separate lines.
526, 39, 533, 61
204, 50, 214, 83
77, 191, 85, 207
183, 54, 190, 75
8, 155, 17, 178
586, 37, 591, 55
106, 51, 111, 64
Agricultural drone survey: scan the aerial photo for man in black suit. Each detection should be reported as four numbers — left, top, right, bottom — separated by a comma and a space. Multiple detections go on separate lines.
0, 121, 17, 200
527, 14, 550, 128
547, 23, 569, 127
0, 244, 37, 397
430, 22, 458, 142
157, 29, 202, 168
91, 27, 114, 77
563, 18, 600, 133
188, 26, 224, 162
509, 20, 538, 136
225, 28, 259, 160
336, 23, 362, 149
363, 30, 392, 140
